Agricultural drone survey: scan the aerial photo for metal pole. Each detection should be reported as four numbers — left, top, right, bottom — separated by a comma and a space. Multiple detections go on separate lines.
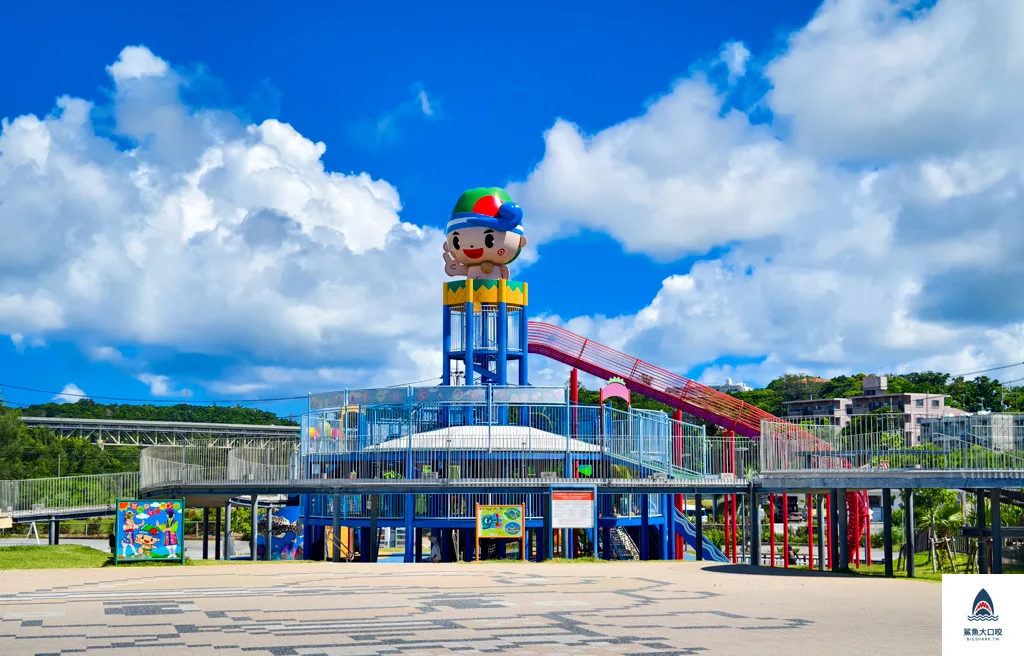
882, 489, 893, 578
782, 493, 789, 568
694, 493, 703, 562
48, 518, 55, 546
807, 494, 814, 571
250, 496, 258, 562
837, 489, 848, 571
816, 495, 825, 571
264, 504, 273, 561
332, 493, 341, 563
990, 489, 1002, 575
769, 493, 776, 566
976, 490, 987, 574
202, 508, 210, 560
828, 491, 838, 571
214, 507, 222, 560
224, 503, 233, 559
905, 489, 915, 578
748, 488, 759, 566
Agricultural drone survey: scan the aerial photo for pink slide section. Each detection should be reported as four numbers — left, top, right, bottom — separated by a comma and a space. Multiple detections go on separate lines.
527, 321, 778, 437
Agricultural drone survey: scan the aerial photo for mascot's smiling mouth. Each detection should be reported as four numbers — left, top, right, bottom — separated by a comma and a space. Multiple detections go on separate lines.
463, 248, 484, 259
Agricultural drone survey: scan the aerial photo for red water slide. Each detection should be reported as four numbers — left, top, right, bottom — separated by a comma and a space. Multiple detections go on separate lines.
527, 320, 872, 564
527, 321, 778, 437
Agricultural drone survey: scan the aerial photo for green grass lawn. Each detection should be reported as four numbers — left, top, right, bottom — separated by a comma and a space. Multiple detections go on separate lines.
0, 545, 316, 570
0, 545, 110, 570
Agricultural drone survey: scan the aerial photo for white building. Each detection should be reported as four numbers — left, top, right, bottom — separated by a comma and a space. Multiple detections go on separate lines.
918, 413, 1024, 453
712, 378, 752, 393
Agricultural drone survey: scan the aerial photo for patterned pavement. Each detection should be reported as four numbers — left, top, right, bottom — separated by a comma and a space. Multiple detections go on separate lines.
0, 562, 940, 655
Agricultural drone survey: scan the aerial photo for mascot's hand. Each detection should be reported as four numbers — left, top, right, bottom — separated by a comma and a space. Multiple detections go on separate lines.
443, 248, 468, 277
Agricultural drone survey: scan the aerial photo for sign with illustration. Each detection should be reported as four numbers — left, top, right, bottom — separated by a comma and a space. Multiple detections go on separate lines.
477, 504, 524, 538
114, 499, 186, 564
256, 506, 305, 560
475, 503, 527, 561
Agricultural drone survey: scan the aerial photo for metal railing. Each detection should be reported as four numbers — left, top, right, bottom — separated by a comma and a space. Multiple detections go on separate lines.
306, 491, 662, 522
0, 471, 139, 518
138, 400, 757, 492
760, 414, 1024, 474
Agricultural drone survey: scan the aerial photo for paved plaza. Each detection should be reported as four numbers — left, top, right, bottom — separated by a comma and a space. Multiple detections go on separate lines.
0, 562, 939, 655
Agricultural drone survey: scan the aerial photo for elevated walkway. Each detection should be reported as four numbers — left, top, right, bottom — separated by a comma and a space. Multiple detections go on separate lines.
19, 416, 299, 447
0, 472, 139, 522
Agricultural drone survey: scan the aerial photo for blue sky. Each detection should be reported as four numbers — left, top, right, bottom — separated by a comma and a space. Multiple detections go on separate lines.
2, 0, 1023, 417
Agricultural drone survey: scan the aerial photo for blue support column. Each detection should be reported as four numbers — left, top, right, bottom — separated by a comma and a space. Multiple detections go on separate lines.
640, 494, 650, 561
301, 495, 313, 561
414, 528, 423, 562
544, 491, 554, 561
442, 303, 452, 385
403, 494, 415, 563
602, 527, 612, 560
497, 295, 508, 386
518, 300, 529, 385
664, 494, 674, 560
464, 298, 475, 389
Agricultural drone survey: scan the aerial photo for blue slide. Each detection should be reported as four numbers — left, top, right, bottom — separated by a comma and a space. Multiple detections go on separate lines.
673, 508, 730, 562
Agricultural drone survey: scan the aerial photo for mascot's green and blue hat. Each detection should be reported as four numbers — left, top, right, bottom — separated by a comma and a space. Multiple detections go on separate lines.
446, 187, 524, 236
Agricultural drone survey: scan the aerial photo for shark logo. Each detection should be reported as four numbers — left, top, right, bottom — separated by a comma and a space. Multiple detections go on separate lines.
968, 589, 999, 621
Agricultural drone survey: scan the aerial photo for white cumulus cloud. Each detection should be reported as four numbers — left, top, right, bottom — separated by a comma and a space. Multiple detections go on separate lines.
53, 383, 87, 404
0, 46, 446, 394
513, 0, 1024, 387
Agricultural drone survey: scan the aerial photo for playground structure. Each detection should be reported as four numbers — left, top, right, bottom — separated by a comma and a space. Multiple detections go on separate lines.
5, 187, 1024, 574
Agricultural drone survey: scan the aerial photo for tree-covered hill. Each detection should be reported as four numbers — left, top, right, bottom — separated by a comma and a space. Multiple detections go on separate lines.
18, 398, 297, 425
0, 399, 297, 480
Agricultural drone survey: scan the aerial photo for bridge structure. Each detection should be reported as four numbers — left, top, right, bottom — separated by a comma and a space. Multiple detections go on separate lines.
19, 416, 300, 447
3, 414, 1023, 572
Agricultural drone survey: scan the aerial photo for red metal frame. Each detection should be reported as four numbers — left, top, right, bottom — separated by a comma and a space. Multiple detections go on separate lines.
769, 494, 776, 567
527, 321, 778, 437
528, 321, 871, 571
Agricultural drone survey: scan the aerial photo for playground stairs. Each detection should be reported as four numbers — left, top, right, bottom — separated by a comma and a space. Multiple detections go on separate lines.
609, 527, 641, 561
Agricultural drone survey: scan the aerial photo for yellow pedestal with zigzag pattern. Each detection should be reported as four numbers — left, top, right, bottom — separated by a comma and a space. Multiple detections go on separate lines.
443, 279, 528, 307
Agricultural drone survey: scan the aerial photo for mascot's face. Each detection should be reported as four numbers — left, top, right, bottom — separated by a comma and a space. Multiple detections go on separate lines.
447, 226, 525, 266
135, 533, 159, 549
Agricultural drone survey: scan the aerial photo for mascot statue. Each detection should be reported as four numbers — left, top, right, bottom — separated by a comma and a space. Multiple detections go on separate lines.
443, 187, 527, 280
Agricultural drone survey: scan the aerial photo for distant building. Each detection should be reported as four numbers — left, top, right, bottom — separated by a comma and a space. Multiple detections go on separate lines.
711, 378, 752, 393
919, 413, 1024, 453
781, 375, 955, 444
782, 398, 852, 429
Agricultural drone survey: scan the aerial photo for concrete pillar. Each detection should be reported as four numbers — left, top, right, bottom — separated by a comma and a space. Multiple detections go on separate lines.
214, 507, 222, 560
905, 489, 915, 578
250, 496, 258, 562
694, 493, 703, 561
976, 490, 987, 574
264, 505, 273, 561
837, 488, 849, 571
48, 519, 56, 546
828, 490, 839, 571
202, 508, 210, 560
224, 503, 233, 559
882, 489, 893, 578
990, 489, 1002, 575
